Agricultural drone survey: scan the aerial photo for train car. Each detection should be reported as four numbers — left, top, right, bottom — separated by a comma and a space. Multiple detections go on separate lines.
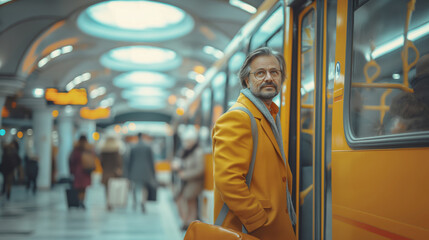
173, 0, 429, 239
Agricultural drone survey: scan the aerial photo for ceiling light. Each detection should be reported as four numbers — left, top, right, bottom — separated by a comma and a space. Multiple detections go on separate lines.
65, 72, 91, 91
195, 74, 205, 83
77, 1, 194, 42
187, 71, 206, 83
33, 88, 44, 98
90, 86, 106, 99
38, 58, 49, 68
203, 45, 224, 59
114, 71, 174, 88
100, 97, 114, 108
392, 73, 401, 80
229, 0, 256, 14
100, 46, 182, 72
181, 88, 195, 98
38, 45, 73, 69
371, 22, 429, 59
61, 45, 73, 54
0, 0, 12, 6
50, 49, 61, 59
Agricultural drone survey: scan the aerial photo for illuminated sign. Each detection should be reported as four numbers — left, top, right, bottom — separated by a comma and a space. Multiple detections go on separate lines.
45, 88, 88, 105
80, 107, 110, 120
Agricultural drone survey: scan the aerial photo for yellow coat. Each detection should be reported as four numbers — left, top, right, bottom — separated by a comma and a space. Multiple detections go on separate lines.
212, 93, 296, 240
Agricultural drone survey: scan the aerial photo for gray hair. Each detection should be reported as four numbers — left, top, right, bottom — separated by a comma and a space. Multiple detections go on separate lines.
238, 47, 286, 88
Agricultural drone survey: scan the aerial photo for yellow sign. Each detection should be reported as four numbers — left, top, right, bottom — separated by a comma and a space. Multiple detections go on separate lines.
45, 88, 87, 105
80, 107, 110, 120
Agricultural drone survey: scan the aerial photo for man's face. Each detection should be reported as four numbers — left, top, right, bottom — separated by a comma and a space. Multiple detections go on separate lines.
245, 55, 281, 100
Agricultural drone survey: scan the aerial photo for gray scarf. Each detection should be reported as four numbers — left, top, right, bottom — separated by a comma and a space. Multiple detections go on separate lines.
241, 88, 297, 225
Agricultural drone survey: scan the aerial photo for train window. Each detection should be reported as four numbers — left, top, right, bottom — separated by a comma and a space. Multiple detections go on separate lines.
267, 28, 284, 54
226, 51, 246, 108
349, 0, 429, 139
250, 7, 284, 51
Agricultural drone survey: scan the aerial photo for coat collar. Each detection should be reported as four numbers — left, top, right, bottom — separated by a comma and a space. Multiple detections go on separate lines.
233, 93, 284, 163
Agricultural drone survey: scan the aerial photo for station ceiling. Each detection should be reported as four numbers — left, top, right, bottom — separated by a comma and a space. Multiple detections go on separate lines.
0, 0, 263, 131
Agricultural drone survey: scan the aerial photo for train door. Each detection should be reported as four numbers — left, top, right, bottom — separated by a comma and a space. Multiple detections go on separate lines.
291, 0, 336, 239
333, 0, 429, 239
295, 2, 317, 240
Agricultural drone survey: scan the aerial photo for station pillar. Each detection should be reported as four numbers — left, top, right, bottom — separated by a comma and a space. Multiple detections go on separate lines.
56, 107, 75, 181
32, 106, 54, 189
77, 119, 96, 143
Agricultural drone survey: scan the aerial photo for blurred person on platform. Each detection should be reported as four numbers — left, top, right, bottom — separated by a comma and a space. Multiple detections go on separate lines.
99, 136, 123, 211
25, 135, 39, 194
69, 135, 94, 209
172, 126, 204, 231
127, 133, 157, 213
0, 140, 21, 200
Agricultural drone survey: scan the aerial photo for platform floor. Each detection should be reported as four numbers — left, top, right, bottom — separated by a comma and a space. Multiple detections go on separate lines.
0, 181, 185, 240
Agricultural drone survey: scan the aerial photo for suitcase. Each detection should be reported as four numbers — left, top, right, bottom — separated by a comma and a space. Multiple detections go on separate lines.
66, 188, 80, 208
107, 178, 129, 208
148, 184, 157, 201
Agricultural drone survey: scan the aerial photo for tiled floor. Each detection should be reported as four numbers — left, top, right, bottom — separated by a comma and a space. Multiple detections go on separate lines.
0, 180, 185, 240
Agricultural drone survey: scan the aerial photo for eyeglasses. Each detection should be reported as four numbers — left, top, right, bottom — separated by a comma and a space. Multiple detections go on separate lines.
250, 69, 281, 80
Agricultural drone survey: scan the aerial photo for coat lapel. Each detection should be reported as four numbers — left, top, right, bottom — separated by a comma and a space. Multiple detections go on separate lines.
234, 94, 285, 165
259, 119, 283, 162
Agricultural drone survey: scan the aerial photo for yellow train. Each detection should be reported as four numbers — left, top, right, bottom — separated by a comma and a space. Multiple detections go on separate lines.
174, 0, 429, 239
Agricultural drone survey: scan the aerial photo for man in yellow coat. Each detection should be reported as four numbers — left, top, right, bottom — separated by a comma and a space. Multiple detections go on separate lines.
212, 47, 296, 240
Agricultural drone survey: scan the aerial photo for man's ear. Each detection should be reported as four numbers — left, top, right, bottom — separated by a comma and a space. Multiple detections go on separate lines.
245, 78, 249, 88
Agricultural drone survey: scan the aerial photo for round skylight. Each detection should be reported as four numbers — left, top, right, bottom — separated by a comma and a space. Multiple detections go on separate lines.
100, 46, 182, 71
77, 1, 194, 42
114, 71, 175, 88
128, 97, 167, 110
121, 87, 168, 99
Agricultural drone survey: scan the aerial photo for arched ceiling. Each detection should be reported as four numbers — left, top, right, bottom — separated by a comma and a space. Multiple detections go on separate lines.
0, 0, 262, 129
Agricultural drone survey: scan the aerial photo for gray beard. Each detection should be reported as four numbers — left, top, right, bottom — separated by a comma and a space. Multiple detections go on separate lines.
251, 90, 278, 100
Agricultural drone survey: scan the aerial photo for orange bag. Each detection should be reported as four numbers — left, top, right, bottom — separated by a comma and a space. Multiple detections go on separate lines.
184, 107, 261, 240
183, 221, 259, 240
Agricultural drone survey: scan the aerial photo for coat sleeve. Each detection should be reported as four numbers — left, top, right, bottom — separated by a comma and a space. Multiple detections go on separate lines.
212, 110, 268, 232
